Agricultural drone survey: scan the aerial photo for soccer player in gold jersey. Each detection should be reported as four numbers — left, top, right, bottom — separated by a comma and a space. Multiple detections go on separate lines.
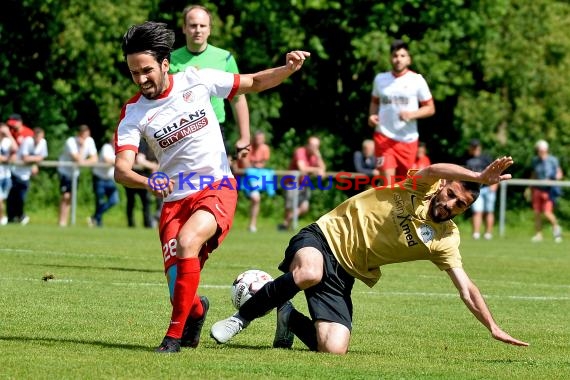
211, 156, 529, 354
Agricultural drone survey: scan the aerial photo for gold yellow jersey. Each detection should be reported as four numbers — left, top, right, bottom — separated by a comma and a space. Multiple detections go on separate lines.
316, 172, 462, 287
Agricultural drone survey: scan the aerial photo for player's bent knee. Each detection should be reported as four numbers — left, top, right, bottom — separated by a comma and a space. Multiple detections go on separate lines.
176, 234, 207, 258
316, 321, 350, 355
292, 266, 323, 288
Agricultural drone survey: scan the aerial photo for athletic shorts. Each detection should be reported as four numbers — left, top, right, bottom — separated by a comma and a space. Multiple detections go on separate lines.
59, 174, 72, 194
471, 186, 497, 213
159, 179, 238, 272
0, 177, 11, 199
285, 187, 311, 210
373, 132, 418, 177
278, 223, 355, 331
532, 188, 553, 213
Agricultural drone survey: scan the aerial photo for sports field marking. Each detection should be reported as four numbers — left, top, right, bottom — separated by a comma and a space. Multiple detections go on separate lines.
1, 276, 568, 301
0, 247, 156, 261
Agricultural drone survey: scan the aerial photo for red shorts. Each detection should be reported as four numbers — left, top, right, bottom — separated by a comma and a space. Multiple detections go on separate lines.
532, 188, 553, 213
159, 179, 238, 272
373, 132, 418, 177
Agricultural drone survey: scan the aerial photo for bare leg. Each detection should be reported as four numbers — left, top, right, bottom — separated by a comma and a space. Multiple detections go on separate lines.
249, 192, 261, 231
58, 192, 71, 226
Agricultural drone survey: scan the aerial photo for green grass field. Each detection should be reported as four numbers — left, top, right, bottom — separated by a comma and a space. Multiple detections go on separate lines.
1, 216, 569, 379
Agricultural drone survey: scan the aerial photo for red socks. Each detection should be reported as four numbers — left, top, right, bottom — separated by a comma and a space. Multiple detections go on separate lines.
166, 257, 201, 339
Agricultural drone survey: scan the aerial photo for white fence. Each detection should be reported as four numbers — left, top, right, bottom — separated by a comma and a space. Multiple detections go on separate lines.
9, 161, 569, 232
12, 161, 364, 227
499, 179, 570, 237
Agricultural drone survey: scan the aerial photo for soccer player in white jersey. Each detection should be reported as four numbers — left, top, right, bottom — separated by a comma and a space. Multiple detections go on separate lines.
114, 21, 310, 353
368, 39, 435, 184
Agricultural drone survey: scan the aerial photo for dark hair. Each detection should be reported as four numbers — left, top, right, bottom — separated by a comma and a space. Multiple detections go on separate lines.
390, 39, 409, 53
121, 21, 175, 63
458, 180, 481, 202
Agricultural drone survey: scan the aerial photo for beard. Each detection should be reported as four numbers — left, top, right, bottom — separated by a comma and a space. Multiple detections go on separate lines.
429, 200, 453, 223
140, 75, 167, 100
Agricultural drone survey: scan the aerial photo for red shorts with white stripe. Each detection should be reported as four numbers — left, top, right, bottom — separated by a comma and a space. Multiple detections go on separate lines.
373, 132, 418, 177
158, 179, 238, 272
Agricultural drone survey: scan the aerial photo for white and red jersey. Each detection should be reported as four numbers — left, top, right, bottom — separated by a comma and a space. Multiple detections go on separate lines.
371, 70, 432, 143
115, 67, 240, 202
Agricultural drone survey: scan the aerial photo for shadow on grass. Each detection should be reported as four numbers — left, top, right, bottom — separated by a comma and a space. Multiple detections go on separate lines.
32, 263, 162, 274
209, 343, 305, 352
0, 335, 151, 352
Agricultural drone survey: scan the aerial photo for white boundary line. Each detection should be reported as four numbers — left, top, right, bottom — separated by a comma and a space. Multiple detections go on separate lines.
1, 277, 568, 301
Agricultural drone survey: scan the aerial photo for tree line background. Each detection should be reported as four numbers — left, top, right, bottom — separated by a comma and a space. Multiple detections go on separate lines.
1, 0, 569, 218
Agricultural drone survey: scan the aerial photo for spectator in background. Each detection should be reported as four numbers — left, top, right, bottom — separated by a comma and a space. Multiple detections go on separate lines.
6, 113, 34, 145
0, 123, 17, 226
124, 139, 158, 228
279, 136, 326, 231
7, 127, 48, 225
368, 39, 435, 184
170, 4, 250, 158
353, 139, 379, 177
234, 130, 274, 233
89, 137, 119, 227
413, 141, 431, 169
530, 139, 563, 243
464, 139, 496, 240
57, 124, 98, 227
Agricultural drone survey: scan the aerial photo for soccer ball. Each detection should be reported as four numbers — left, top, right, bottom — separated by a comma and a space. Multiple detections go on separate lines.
231, 269, 273, 310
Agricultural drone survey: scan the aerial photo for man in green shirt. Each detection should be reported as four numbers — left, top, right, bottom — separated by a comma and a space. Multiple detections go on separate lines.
170, 4, 250, 157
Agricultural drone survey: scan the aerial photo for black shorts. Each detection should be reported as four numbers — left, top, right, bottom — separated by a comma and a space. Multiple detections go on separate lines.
278, 223, 355, 331
59, 174, 72, 194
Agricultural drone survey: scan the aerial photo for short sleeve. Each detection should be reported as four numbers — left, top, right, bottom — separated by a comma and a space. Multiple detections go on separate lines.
38, 139, 48, 157
66, 137, 78, 155
416, 74, 433, 103
115, 120, 141, 154
371, 74, 381, 97
194, 68, 237, 99
225, 54, 240, 74
430, 232, 463, 271
87, 138, 98, 156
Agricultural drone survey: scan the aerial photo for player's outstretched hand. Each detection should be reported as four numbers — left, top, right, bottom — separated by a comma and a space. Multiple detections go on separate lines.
286, 51, 310, 72
492, 328, 529, 346
480, 156, 514, 185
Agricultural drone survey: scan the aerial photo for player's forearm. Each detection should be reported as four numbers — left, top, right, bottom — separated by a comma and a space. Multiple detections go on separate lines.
241, 66, 294, 94
369, 101, 379, 118
413, 102, 435, 119
115, 169, 149, 189
233, 95, 250, 143
22, 155, 45, 163
461, 283, 499, 333
114, 158, 150, 190
420, 163, 480, 182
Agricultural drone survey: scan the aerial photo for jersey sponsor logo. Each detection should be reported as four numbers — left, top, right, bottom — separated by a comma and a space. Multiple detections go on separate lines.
153, 109, 209, 149
183, 90, 194, 103
153, 109, 207, 139
393, 193, 419, 247
381, 95, 410, 105
417, 223, 435, 243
